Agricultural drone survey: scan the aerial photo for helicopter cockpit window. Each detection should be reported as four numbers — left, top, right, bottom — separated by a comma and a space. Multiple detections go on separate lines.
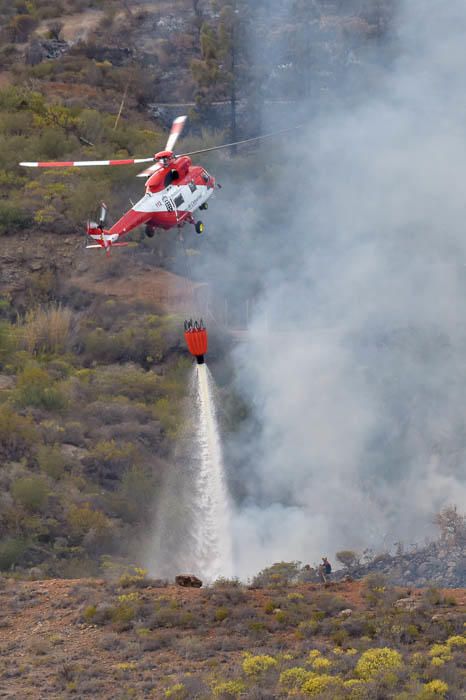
164, 169, 180, 188
189, 181, 197, 193
202, 171, 209, 183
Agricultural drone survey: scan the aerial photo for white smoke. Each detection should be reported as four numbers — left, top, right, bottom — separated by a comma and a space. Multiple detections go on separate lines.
217, 0, 466, 577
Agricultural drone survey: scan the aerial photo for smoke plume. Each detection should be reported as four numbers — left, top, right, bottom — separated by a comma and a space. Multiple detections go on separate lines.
195, 0, 466, 578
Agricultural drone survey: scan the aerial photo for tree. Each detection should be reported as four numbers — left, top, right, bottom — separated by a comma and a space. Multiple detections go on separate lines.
434, 506, 466, 548
7, 14, 38, 43
191, 0, 204, 42
336, 550, 360, 569
288, 0, 320, 99
191, 0, 256, 144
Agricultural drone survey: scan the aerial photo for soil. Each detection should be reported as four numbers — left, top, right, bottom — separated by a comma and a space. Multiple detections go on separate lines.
0, 577, 464, 698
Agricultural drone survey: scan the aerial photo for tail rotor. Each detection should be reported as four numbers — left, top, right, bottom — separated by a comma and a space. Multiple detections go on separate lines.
98, 202, 108, 230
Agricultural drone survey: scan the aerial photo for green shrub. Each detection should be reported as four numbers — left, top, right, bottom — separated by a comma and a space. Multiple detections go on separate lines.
0, 321, 15, 364
0, 404, 37, 460
37, 444, 66, 479
15, 364, 67, 410
0, 538, 28, 570
110, 602, 137, 624
336, 550, 360, 568
67, 504, 110, 540
118, 567, 150, 588
83, 605, 98, 623
11, 476, 48, 512
0, 201, 32, 235
110, 466, 156, 524
251, 561, 302, 588
215, 606, 229, 622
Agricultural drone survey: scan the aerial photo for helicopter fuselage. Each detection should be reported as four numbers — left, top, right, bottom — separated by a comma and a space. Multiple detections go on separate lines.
87, 155, 216, 248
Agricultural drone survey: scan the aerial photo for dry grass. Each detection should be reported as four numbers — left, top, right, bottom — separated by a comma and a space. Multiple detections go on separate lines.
0, 577, 464, 699
20, 304, 74, 355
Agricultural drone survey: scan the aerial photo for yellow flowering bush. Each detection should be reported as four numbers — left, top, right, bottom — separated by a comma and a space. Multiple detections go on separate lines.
411, 652, 427, 667
279, 667, 314, 690
428, 644, 452, 661
346, 647, 358, 656
301, 674, 341, 696
430, 657, 445, 667
311, 656, 332, 671
355, 647, 403, 680
114, 662, 136, 671
118, 592, 140, 603
446, 634, 466, 649
308, 649, 322, 661
418, 680, 449, 698
242, 654, 277, 676
212, 680, 245, 698
165, 684, 188, 699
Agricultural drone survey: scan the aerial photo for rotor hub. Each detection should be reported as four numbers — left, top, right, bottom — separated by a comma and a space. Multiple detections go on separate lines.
155, 150, 174, 164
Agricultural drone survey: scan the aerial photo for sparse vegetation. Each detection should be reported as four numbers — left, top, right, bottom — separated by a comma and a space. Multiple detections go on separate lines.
0, 2, 465, 698
0, 568, 464, 697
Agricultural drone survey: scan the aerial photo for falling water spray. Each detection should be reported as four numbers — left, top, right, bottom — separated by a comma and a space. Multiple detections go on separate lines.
148, 321, 233, 581
190, 363, 233, 581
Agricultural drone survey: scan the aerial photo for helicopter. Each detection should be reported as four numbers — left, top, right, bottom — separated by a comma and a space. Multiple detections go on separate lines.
20, 116, 296, 255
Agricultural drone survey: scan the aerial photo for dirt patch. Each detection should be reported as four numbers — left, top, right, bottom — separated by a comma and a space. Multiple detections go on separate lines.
0, 577, 464, 698
37, 9, 105, 43
68, 262, 202, 313
0, 72, 12, 88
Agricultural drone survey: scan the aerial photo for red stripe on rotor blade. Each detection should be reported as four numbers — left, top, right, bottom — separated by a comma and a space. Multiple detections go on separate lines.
39, 161, 74, 167
109, 159, 137, 165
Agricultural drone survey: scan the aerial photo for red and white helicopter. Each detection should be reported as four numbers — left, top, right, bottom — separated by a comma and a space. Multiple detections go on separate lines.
20, 116, 294, 255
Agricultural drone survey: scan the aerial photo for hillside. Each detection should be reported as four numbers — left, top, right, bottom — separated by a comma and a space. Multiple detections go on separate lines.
0, 573, 465, 699
2, 4, 466, 699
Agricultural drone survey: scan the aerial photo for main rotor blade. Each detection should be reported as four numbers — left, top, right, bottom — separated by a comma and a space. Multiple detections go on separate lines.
19, 157, 155, 168
180, 124, 303, 157
165, 115, 187, 153
136, 162, 163, 179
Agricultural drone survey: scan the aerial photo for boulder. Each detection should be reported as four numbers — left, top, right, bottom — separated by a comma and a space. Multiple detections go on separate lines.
175, 575, 202, 588
394, 597, 422, 611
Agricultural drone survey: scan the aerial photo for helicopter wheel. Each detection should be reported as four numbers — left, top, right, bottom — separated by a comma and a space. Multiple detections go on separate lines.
199, 202, 208, 211
145, 225, 156, 238
195, 221, 205, 235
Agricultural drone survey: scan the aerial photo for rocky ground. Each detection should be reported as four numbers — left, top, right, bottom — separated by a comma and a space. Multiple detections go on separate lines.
334, 541, 465, 590
0, 573, 464, 699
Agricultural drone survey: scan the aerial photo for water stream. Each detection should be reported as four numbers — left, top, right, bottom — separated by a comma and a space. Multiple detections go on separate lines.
190, 363, 233, 581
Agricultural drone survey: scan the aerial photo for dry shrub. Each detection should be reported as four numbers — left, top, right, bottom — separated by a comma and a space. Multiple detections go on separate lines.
434, 505, 466, 547
20, 304, 74, 355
